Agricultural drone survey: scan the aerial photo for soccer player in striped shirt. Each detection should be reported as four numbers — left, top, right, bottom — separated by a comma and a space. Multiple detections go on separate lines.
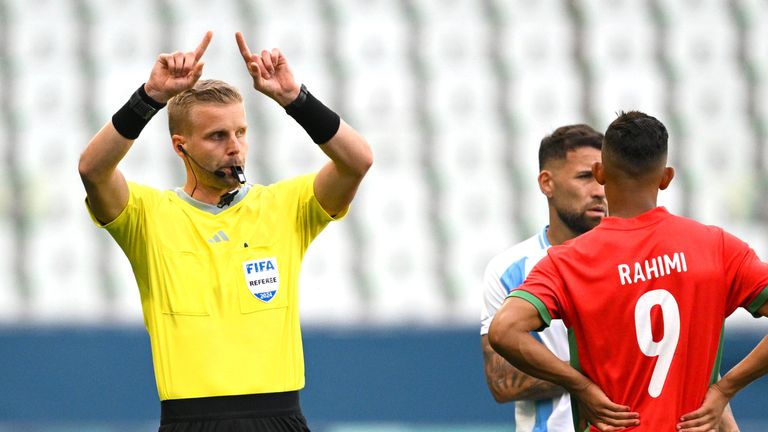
480, 124, 606, 431
488, 111, 768, 431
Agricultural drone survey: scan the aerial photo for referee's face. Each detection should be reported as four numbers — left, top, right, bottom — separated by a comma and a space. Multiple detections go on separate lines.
183, 102, 249, 188
549, 146, 607, 234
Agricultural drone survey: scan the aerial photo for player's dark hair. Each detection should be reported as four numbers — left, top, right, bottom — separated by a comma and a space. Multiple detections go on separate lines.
603, 111, 668, 177
538, 124, 603, 170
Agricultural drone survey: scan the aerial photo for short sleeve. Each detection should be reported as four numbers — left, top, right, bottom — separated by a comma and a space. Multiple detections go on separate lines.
269, 173, 347, 249
480, 260, 509, 335
721, 230, 768, 316
86, 182, 153, 259
510, 254, 568, 327
84, 182, 157, 294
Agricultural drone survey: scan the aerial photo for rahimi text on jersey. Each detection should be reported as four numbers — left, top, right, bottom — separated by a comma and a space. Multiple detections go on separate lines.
617, 252, 688, 286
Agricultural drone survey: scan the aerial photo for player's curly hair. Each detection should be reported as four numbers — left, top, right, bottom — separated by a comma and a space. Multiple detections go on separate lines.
603, 110, 668, 177
538, 124, 603, 170
167, 79, 243, 135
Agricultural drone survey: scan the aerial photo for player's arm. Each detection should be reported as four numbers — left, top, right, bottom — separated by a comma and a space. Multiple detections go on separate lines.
78, 123, 133, 224
235, 32, 372, 217
312, 121, 373, 217
79, 32, 212, 224
678, 302, 768, 432
481, 334, 565, 402
488, 296, 640, 431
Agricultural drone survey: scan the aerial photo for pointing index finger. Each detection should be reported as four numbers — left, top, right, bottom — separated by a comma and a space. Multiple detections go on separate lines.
194, 31, 213, 61
235, 32, 253, 62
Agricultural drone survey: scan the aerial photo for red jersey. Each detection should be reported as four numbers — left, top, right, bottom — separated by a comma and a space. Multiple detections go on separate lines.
513, 207, 768, 431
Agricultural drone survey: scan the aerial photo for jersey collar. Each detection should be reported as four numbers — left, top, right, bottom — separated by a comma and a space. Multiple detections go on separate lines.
539, 225, 552, 249
599, 206, 670, 231
174, 184, 252, 215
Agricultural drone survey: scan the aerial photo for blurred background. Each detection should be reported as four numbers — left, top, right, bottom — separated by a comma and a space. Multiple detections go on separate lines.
1, 0, 768, 430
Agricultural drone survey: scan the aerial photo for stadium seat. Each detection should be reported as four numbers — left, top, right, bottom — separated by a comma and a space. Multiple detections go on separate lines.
1, 0, 768, 329
299, 223, 362, 324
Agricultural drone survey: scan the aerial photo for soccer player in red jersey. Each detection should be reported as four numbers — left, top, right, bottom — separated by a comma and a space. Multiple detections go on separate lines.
488, 111, 768, 431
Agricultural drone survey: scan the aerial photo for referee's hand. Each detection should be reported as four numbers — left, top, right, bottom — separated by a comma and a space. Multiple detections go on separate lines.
144, 31, 212, 103
235, 32, 300, 107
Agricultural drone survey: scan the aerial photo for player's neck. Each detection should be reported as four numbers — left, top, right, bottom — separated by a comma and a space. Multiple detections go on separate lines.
605, 188, 659, 219
546, 221, 577, 246
603, 174, 665, 219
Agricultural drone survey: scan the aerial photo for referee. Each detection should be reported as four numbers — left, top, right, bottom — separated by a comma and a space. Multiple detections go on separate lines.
78, 31, 373, 431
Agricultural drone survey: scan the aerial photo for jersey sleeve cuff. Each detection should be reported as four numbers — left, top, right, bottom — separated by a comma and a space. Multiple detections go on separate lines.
84, 191, 132, 228
747, 285, 768, 317
304, 173, 349, 221
508, 290, 553, 327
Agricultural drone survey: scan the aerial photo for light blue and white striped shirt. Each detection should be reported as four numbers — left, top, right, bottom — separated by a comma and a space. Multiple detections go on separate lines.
480, 226, 572, 432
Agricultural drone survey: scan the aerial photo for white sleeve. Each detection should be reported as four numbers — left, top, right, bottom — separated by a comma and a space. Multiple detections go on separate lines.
480, 260, 508, 336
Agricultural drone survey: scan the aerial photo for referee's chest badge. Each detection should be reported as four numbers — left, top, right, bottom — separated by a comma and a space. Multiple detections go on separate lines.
242, 257, 280, 302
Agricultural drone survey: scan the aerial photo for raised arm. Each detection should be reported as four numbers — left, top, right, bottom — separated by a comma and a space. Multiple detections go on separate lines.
235, 32, 372, 216
79, 32, 212, 224
488, 297, 640, 431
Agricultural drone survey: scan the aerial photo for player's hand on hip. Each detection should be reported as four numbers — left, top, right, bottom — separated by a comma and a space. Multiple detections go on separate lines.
235, 32, 300, 107
144, 31, 212, 103
574, 382, 640, 431
676, 384, 730, 432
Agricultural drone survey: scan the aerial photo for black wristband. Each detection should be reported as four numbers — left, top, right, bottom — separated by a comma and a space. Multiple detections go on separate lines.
111, 84, 166, 140
285, 84, 341, 145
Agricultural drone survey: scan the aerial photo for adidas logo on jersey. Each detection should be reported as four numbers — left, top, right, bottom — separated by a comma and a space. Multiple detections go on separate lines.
208, 230, 230, 243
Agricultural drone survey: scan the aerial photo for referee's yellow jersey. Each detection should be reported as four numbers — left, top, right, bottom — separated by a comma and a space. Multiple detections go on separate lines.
87, 173, 344, 400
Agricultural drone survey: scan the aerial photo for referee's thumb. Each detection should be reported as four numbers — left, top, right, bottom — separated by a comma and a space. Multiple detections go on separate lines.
192, 62, 205, 80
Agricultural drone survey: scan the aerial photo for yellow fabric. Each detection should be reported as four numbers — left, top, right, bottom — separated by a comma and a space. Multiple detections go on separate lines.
88, 173, 343, 400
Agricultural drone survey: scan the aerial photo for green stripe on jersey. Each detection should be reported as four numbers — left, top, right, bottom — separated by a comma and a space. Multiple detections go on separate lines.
508, 290, 552, 326
709, 323, 726, 384
568, 327, 582, 373
748, 285, 768, 317
568, 327, 586, 432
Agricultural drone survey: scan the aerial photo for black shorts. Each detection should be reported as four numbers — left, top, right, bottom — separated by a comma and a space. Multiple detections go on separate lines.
158, 391, 310, 432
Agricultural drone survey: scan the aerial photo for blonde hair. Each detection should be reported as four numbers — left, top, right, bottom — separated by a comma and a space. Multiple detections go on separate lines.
167, 79, 243, 135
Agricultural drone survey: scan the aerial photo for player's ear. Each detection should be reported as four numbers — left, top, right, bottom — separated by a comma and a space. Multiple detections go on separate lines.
538, 170, 554, 198
659, 166, 675, 190
592, 161, 606, 185
172, 135, 186, 156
